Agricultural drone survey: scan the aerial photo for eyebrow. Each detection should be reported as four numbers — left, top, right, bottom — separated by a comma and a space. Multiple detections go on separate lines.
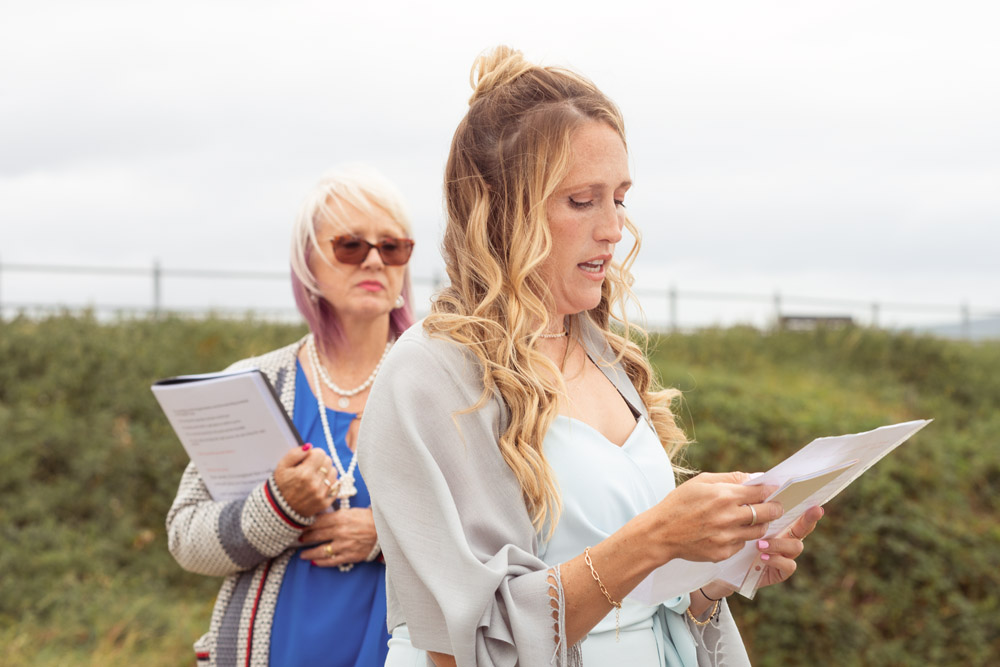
559, 179, 633, 194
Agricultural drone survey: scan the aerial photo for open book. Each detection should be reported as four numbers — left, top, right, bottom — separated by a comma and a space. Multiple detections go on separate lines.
627, 419, 931, 604
152, 368, 303, 502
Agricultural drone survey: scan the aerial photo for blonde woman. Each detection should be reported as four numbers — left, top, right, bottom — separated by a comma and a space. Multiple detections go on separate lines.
167, 167, 415, 666
358, 48, 824, 667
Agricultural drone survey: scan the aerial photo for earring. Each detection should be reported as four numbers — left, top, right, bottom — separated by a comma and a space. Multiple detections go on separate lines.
394, 295, 405, 309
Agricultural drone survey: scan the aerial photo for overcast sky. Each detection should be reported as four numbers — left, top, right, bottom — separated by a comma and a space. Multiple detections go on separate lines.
2, 0, 998, 328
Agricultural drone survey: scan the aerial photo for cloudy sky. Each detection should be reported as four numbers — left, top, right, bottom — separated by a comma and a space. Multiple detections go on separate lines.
2, 0, 998, 328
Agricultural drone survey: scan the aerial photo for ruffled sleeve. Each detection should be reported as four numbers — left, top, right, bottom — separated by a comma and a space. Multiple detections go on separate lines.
358, 328, 577, 667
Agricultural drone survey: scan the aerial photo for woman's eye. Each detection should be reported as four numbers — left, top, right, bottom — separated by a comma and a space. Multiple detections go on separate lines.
569, 198, 594, 209
615, 199, 626, 209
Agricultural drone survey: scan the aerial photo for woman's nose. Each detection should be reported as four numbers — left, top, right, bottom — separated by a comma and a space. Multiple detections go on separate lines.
596, 202, 624, 244
360, 244, 385, 268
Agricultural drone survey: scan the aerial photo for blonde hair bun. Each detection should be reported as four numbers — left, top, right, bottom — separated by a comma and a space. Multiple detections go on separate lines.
469, 45, 534, 105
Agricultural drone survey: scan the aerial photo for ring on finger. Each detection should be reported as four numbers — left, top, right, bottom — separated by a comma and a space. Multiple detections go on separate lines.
747, 504, 758, 527
318, 467, 328, 476
327, 480, 341, 498
322, 478, 331, 487
323, 543, 334, 558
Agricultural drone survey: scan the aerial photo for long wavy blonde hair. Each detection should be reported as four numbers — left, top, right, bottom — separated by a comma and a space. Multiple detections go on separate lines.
426, 46, 689, 536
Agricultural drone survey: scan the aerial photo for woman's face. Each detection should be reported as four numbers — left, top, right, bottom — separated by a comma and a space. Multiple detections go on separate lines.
310, 199, 409, 327
541, 121, 630, 317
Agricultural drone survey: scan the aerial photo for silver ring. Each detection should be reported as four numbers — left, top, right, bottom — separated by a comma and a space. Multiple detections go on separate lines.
748, 504, 758, 527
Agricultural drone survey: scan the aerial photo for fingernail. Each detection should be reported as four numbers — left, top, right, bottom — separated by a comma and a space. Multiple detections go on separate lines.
820, 507, 826, 517
301, 443, 312, 451
761, 553, 771, 562
310, 560, 316, 566
298, 535, 305, 543
758, 540, 769, 550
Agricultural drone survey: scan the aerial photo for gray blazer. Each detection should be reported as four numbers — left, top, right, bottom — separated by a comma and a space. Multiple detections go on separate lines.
358, 318, 749, 667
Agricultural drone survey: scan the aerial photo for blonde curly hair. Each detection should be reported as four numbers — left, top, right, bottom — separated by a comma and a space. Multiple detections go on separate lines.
426, 46, 688, 536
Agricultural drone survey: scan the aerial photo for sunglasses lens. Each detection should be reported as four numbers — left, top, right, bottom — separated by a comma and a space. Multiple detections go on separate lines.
332, 237, 368, 264
379, 239, 413, 265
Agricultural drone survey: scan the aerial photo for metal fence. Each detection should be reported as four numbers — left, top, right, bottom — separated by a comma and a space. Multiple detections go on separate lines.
2, 259, 997, 339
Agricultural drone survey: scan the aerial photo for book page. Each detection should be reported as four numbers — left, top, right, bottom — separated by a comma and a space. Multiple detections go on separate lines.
153, 370, 302, 502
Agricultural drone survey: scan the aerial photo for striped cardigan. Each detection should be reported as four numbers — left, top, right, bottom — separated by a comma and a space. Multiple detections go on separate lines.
166, 338, 315, 667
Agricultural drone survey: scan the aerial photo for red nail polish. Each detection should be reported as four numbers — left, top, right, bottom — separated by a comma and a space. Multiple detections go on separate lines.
298, 535, 305, 543
310, 560, 316, 566
301, 443, 312, 451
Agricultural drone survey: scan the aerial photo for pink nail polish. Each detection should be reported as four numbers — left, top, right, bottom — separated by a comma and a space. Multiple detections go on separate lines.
761, 553, 771, 562
301, 443, 312, 451
758, 540, 769, 550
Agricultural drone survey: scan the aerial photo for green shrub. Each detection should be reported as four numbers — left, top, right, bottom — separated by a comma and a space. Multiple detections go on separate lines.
1, 316, 996, 664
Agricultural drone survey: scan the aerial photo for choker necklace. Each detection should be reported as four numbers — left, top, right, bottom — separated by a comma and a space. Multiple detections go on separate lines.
307, 336, 392, 409
539, 329, 568, 339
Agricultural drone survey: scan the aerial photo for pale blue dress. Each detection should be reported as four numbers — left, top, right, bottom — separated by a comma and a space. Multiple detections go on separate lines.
538, 415, 697, 667
384, 415, 698, 667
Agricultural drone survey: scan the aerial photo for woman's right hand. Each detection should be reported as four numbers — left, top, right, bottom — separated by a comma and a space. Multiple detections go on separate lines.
647, 471, 783, 564
273, 444, 337, 518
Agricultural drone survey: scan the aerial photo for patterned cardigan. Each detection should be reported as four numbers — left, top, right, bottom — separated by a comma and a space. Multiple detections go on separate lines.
166, 337, 316, 667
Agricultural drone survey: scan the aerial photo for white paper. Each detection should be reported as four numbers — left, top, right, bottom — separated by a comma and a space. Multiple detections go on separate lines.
627, 419, 931, 605
152, 369, 302, 502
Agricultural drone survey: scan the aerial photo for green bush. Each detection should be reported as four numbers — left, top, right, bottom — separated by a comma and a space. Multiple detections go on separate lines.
1, 316, 997, 665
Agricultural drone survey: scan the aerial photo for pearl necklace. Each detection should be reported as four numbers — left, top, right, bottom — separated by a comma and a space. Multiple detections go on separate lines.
306, 335, 393, 570
307, 336, 392, 409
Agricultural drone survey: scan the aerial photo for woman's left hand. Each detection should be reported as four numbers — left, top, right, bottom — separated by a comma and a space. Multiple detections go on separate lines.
299, 508, 378, 568
754, 505, 825, 590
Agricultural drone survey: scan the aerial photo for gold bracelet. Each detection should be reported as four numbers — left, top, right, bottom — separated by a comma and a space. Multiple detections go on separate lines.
583, 547, 622, 642
686, 598, 721, 627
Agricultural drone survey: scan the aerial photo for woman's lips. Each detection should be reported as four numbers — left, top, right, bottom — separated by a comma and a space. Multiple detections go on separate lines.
356, 281, 385, 292
577, 258, 607, 277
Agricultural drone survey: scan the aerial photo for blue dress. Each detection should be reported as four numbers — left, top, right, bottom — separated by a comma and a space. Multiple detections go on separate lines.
538, 415, 698, 666
268, 361, 390, 667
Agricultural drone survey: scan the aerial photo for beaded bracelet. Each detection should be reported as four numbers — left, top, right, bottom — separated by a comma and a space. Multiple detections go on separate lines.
686, 597, 721, 627
583, 547, 622, 642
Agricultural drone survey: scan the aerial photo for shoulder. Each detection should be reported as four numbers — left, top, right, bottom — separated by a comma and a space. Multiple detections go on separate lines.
378, 321, 485, 399
223, 337, 304, 378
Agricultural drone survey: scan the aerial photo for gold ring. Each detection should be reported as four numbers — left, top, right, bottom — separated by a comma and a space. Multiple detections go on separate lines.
327, 481, 340, 498
318, 467, 328, 476
324, 544, 334, 557
789, 527, 803, 540
748, 504, 758, 527
322, 478, 331, 487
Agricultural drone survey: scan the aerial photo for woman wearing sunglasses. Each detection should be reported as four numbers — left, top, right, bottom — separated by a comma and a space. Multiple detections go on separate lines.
358, 48, 824, 667
167, 166, 415, 667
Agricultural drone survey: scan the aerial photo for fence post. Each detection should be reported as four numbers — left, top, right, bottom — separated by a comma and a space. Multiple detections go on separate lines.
153, 259, 162, 318
668, 285, 678, 332
871, 302, 880, 328
961, 302, 971, 340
